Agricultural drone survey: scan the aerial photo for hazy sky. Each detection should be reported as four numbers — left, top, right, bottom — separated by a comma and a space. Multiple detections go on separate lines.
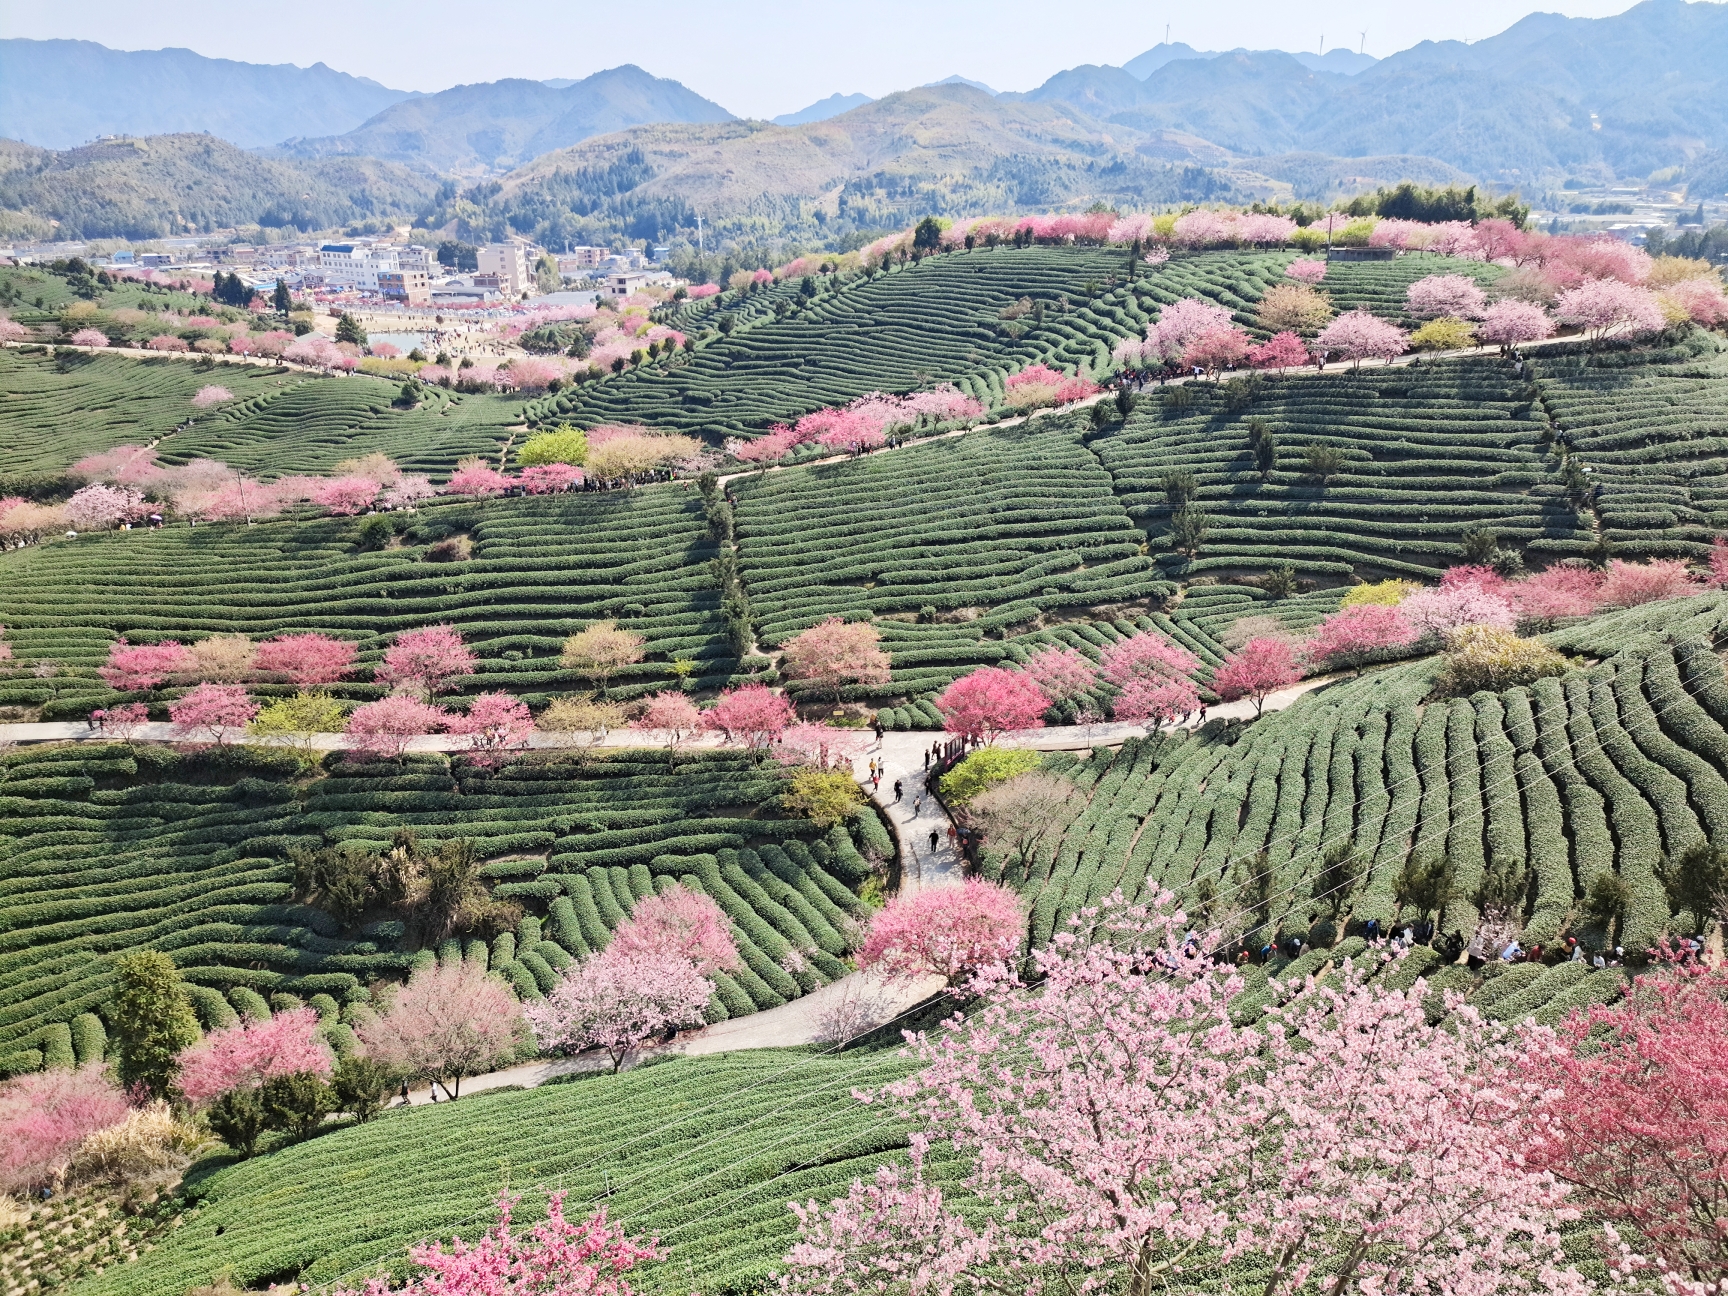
3, 0, 1657, 120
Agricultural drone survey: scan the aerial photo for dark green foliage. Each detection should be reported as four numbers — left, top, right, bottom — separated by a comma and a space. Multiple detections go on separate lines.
331, 1055, 395, 1123
108, 951, 199, 1101
261, 1070, 334, 1140
1656, 841, 1728, 928
207, 1087, 267, 1157
334, 314, 366, 346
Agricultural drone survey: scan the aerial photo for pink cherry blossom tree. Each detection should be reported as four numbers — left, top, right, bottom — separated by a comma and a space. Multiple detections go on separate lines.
253, 633, 358, 686
311, 476, 381, 516
856, 879, 1022, 986
100, 640, 193, 693
525, 948, 713, 1072
1285, 259, 1327, 284
376, 625, 477, 694
355, 961, 523, 1099
167, 682, 258, 742
784, 895, 1584, 1296
1100, 631, 1202, 726
345, 695, 448, 758
780, 618, 892, 703
774, 722, 870, 770
1399, 583, 1519, 640
1508, 565, 1605, 627
175, 1007, 333, 1104
1146, 297, 1237, 367
1710, 537, 1728, 590
1660, 275, 1728, 327
93, 701, 151, 738
1554, 279, 1667, 343
1479, 299, 1555, 349
631, 691, 702, 759
1405, 273, 1490, 320
68, 327, 110, 348
519, 463, 583, 494
701, 684, 794, 750
448, 692, 535, 755
1181, 325, 1251, 374
65, 484, 146, 531
0, 1066, 130, 1195
1314, 310, 1408, 368
191, 385, 234, 409
1598, 558, 1696, 607
606, 885, 740, 975
329, 1191, 660, 1296
1021, 646, 1097, 707
1247, 331, 1311, 371
444, 462, 510, 497
1303, 604, 1419, 671
1211, 637, 1302, 715
935, 667, 1048, 743
145, 335, 190, 352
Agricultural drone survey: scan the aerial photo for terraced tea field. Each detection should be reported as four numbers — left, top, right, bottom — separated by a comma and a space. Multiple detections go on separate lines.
1314, 256, 1503, 329
1528, 333, 1728, 561
0, 741, 872, 1070
0, 350, 305, 475
1009, 595, 1728, 964
0, 491, 730, 718
1094, 354, 1589, 580
546, 248, 1297, 439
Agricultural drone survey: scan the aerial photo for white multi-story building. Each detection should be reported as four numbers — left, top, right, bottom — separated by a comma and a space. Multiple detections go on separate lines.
319, 242, 437, 292
477, 242, 532, 295
604, 269, 675, 299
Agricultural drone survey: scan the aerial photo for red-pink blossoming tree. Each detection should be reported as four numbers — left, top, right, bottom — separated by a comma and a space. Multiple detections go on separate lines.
0, 1066, 130, 1195
779, 618, 892, 703
330, 1191, 661, 1296
444, 462, 509, 497
935, 667, 1048, 743
99, 639, 195, 691
167, 682, 258, 743
1285, 259, 1327, 284
1211, 637, 1302, 716
606, 884, 740, 976
1303, 604, 1419, 670
253, 633, 358, 686
701, 684, 794, 750
525, 948, 713, 1072
1398, 583, 1518, 639
1479, 299, 1555, 349
176, 1007, 332, 1104
1021, 646, 1097, 707
1598, 558, 1696, 608
1100, 631, 1202, 726
311, 476, 381, 516
1405, 273, 1490, 320
448, 691, 535, 756
1508, 565, 1605, 626
355, 961, 522, 1099
345, 695, 449, 758
856, 879, 1022, 986
1314, 310, 1408, 368
376, 625, 477, 694
631, 691, 702, 759
1554, 278, 1667, 343
1247, 330, 1311, 371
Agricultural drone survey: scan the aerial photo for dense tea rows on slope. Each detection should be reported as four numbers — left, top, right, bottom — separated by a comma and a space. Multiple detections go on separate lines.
1528, 334, 1728, 560
0, 492, 730, 717
0, 350, 304, 475
0, 742, 864, 1067
70, 1048, 926, 1296
730, 419, 1171, 695
1095, 356, 1589, 580
159, 378, 525, 480
1007, 596, 1728, 963
1312, 256, 1503, 329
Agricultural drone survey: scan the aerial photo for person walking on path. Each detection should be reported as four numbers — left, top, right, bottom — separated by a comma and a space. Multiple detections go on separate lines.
929, 829, 939, 854
893, 779, 903, 801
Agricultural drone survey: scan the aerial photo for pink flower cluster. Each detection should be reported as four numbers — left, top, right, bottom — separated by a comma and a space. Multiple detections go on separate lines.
1003, 363, 1100, 403
736, 386, 983, 462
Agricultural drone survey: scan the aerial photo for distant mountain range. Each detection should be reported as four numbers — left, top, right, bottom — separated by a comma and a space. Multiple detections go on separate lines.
0, 39, 415, 150
1120, 42, 1378, 79
273, 65, 735, 175
773, 94, 874, 127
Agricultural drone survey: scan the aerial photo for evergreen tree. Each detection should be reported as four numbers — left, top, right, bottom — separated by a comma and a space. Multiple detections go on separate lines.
273, 278, 292, 315
108, 950, 199, 1101
335, 313, 366, 346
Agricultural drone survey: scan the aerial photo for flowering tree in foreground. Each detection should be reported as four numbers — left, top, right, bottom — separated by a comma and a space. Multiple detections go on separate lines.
176, 1007, 332, 1104
448, 691, 535, 756
356, 962, 522, 1099
606, 884, 740, 975
1020, 646, 1097, 708
856, 879, 1023, 986
66, 483, 145, 531
1405, 273, 1490, 319
1211, 637, 1302, 715
1285, 259, 1327, 284
376, 624, 477, 694
345, 695, 449, 758
68, 327, 109, 347
1247, 330, 1311, 371
702, 683, 794, 750
632, 691, 702, 759
783, 896, 1584, 1296
1398, 583, 1519, 639
527, 949, 713, 1071
1509, 565, 1605, 626
0, 1066, 130, 1194
1303, 603, 1419, 671
311, 475, 382, 516
330, 1191, 660, 1296
167, 682, 258, 742
444, 461, 509, 497
1521, 964, 1728, 1290
780, 618, 892, 703
99, 639, 195, 691
935, 666, 1048, 743
1099, 630, 1201, 724
253, 632, 358, 686
1315, 310, 1408, 368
